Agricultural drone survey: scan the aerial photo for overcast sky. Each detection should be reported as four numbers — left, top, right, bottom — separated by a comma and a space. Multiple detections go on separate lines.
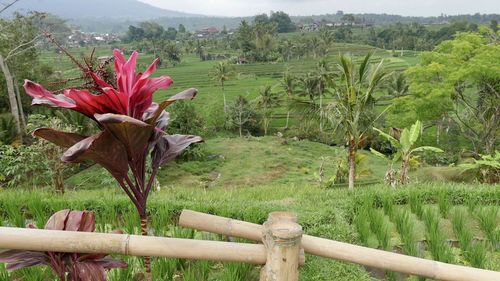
139, 0, 499, 17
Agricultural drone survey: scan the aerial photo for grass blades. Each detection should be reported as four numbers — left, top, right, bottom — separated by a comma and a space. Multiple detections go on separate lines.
151, 258, 178, 281
381, 193, 395, 218
437, 189, 451, 219
409, 190, 424, 220
423, 208, 454, 263
369, 210, 391, 250
218, 262, 255, 281
463, 241, 487, 268
395, 209, 418, 256
354, 209, 371, 246
476, 207, 499, 250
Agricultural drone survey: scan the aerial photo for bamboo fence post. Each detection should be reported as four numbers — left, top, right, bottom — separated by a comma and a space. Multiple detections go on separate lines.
179, 210, 500, 281
260, 212, 303, 281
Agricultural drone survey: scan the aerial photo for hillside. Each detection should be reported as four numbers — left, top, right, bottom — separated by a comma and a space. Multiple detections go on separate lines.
7, 0, 201, 19
67, 136, 388, 190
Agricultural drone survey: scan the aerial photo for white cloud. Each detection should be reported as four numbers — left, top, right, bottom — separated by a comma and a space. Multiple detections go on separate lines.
139, 0, 500, 17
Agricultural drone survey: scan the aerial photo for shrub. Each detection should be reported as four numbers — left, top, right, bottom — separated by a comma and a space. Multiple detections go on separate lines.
169, 101, 205, 136
226, 96, 260, 137
0, 114, 17, 145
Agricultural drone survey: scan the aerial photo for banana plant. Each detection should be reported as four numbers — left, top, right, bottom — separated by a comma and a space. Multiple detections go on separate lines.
371, 120, 443, 185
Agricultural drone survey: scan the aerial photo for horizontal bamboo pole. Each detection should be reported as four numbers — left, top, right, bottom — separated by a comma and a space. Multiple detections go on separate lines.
179, 210, 500, 281
0, 227, 266, 265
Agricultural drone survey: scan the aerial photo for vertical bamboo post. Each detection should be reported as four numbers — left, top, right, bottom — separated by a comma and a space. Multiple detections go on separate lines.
260, 212, 303, 281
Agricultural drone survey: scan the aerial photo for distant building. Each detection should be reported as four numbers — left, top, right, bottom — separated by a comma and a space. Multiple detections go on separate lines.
67, 30, 120, 47
196, 27, 220, 38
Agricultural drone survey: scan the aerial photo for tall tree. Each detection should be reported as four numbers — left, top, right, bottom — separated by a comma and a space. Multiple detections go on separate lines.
280, 71, 297, 129
327, 53, 388, 190
403, 32, 499, 154
0, 14, 42, 137
255, 85, 280, 135
210, 61, 234, 113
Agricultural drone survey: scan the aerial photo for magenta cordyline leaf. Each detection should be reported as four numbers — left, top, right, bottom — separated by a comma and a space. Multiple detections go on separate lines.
24, 49, 173, 120
0, 210, 127, 280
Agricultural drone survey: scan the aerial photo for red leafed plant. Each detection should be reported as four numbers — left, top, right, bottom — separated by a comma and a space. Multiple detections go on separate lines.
22, 49, 202, 279
0, 210, 127, 281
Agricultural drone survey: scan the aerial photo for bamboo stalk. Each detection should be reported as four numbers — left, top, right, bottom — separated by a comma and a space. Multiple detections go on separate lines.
0, 227, 266, 265
260, 212, 302, 281
179, 210, 500, 281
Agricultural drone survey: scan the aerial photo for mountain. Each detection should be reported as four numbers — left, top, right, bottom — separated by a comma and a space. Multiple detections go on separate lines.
7, 0, 201, 19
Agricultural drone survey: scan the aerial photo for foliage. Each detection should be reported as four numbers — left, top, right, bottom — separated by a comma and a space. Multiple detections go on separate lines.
372, 120, 443, 185
0, 114, 17, 145
255, 85, 280, 135
400, 31, 500, 154
0, 210, 126, 281
459, 151, 500, 184
226, 96, 260, 137
210, 61, 234, 112
168, 101, 205, 136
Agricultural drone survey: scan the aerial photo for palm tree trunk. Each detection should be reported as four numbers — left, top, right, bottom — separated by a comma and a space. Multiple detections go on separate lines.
0, 55, 21, 137
285, 111, 290, 129
400, 157, 410, 185
319, 94, 323, 133
222, 84, 227, 114
348, 139, 356, 190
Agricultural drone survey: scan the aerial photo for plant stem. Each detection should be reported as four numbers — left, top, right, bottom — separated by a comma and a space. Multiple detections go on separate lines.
141, 215, 152, 281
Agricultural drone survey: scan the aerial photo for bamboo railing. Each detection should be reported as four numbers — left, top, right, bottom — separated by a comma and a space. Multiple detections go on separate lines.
0, 227, 266, 264
179, 210, 500, 281
1, 209, 499, 281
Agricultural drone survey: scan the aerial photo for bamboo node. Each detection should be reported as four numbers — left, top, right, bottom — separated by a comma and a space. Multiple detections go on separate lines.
123, 234, 131, 255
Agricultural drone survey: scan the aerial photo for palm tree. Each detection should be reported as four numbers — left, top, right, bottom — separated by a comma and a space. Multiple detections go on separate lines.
298, 73, 320, 102
387, 72, 409, 98
315, 59, 335, 132
326, 53, 389, 190
256, 85, 280, 135
280, 71, 297, 129
210, 61, 234, 113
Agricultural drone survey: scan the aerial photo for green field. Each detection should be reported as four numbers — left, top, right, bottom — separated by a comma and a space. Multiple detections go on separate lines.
1, 136, 498, 280
39, 42, 418, 130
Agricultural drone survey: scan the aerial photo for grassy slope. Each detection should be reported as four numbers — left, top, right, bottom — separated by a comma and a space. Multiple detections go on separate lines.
68, 136, 387, 190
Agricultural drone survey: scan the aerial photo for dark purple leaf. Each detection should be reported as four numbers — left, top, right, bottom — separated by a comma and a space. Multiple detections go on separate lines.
75, 261, 106, 281
94, 257, 128, 269
65, 211, 95, 232
61, 131, 129, 180
44, 209, 71, 230
95, 114, 154, 163
0, 250, 48, 271
151, 134, 203, 169
33, 128, 88, 149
